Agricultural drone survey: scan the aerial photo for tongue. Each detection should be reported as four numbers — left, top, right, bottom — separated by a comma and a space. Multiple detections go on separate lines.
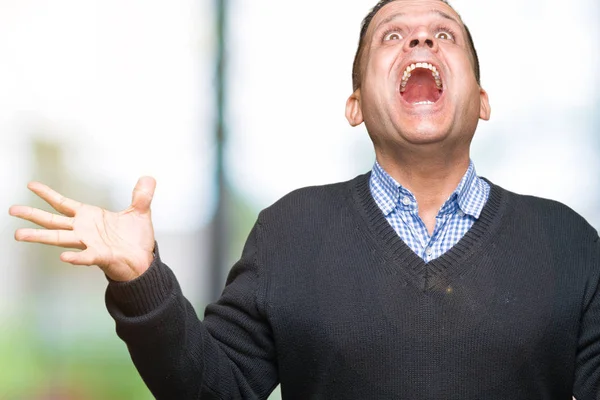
402, 69, 442, 104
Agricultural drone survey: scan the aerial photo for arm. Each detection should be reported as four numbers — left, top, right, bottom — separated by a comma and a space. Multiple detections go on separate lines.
573, 236, 600, 400
106, 228, 278, 399
9, 179, 278, 399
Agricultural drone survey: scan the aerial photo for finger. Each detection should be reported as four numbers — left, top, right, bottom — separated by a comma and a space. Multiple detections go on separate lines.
14, 228, 85, 249
61, 249, 99, 266
27, 182, 81, 217
9, 205, 73, 230
131, 176, 156, 213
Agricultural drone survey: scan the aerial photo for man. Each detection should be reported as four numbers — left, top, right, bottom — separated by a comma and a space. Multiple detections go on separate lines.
9, 0, 600, 399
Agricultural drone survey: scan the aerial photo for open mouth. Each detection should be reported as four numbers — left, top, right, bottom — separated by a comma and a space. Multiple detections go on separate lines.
400, 62, 443, 105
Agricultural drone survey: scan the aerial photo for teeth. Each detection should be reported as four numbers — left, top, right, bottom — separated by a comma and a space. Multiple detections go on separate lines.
400, 62, 443, 93
414, 101, 435, 105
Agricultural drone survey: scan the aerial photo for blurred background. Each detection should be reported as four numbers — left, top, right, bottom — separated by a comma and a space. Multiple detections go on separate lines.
0, 0, 598, 398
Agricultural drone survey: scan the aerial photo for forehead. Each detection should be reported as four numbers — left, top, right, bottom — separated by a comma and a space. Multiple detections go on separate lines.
368, 0, 463, 34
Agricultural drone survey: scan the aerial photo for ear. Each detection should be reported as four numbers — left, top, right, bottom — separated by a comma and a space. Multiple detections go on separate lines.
479, 87, 491, 121
345, 89, 364, 127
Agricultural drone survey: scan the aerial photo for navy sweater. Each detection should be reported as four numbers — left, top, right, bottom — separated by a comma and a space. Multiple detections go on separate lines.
106, 173, 600, 399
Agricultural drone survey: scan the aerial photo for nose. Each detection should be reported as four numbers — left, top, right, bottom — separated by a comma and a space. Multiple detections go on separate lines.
403, 28, 438, 52
409, 38, 434, 48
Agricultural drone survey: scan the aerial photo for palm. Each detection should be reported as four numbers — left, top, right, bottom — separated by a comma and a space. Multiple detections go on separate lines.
71, 203, 154, 278
9, 177, 157, 282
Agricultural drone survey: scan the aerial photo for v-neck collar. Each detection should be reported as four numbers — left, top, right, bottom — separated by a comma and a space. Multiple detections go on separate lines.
350, 173, 508, 291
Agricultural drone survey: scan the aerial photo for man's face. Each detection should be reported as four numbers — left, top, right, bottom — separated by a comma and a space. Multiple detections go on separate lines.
346, 0, 491, 152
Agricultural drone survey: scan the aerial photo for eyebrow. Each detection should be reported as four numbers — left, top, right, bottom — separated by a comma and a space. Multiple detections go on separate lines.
376, 9, 461, 30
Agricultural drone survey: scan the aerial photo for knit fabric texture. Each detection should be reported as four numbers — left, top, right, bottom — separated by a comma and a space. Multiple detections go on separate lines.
106, 173, 600, 400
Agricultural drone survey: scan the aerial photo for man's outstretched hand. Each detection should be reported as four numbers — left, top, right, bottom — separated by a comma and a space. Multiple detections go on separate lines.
9, 177, 157, 282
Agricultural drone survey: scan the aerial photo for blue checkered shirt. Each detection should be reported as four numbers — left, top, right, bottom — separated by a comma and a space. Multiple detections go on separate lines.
369, 161, 490, 262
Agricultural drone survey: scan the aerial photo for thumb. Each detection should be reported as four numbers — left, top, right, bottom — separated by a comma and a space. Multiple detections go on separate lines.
131, 176, 156, 213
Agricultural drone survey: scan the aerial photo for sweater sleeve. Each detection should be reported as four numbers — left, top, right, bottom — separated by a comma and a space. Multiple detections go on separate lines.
573, 236, 600, 400
105, 221, 278, 400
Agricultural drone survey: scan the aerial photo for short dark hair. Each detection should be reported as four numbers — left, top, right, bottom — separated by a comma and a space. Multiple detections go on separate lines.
351, 0, 481, 91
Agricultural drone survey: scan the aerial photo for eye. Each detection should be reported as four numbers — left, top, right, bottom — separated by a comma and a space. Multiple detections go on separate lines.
435, 31, 454, 41
383, 31, 403, 41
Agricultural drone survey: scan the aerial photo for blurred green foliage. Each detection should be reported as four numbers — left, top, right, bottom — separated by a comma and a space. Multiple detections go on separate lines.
0, 324, 152, 400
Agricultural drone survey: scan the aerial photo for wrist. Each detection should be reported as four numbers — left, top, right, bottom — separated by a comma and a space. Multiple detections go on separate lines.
106, 250, 155, 282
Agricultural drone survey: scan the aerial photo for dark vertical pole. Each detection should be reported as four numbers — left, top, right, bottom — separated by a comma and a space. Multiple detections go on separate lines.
211, 0, 228, 301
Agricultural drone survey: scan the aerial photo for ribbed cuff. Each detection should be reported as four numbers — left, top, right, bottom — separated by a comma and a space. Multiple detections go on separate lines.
106, 243, 176, 317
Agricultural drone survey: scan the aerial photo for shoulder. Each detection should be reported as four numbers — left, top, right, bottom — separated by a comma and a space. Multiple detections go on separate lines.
256, 173, 369, 225
488, 180, 598, 241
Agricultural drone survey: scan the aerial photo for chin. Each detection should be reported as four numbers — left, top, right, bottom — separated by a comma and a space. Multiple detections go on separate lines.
403, 133, 447, 146
396, 119, 450, 145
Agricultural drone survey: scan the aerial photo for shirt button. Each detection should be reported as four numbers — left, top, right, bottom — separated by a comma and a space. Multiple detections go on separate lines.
425, 247, 433, 256
456, 210, 465, 217
402, 197, 411, 206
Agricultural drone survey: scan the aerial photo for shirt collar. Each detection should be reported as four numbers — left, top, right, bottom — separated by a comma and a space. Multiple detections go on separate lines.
370, 161, 404, 216
454, 161, 487, 218
370, 160, 487, 218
